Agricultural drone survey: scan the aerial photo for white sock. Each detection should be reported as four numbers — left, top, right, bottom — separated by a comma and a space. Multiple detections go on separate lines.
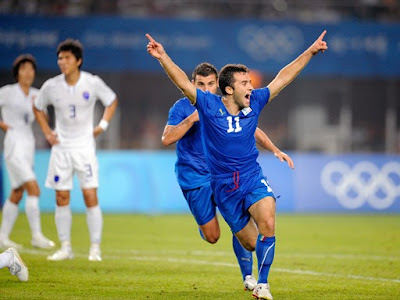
0, 199, 19, 239
55, 205, 71, 244
25, 195, 42, 237
86, 205, 103, 245
0, 251, 13, 269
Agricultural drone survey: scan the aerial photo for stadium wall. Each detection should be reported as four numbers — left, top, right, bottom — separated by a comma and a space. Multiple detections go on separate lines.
2, 151, 399, 213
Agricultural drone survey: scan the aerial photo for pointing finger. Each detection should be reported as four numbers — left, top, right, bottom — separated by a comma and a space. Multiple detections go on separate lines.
318, 30, 327, 41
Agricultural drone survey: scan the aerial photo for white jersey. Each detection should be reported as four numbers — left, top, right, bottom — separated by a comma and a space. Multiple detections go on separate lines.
0, 83, 37, 187
0, 83, 37, 136
35, 71, 116, 150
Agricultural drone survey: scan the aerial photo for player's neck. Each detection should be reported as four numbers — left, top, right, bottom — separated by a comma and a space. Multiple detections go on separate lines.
222, 96, 240, 116
64, 69, 81, 86
18, 82, 30, 96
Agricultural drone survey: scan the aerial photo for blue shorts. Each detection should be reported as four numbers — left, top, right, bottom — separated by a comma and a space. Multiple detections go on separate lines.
211, 167, 275, 234
182, 183, 216, 226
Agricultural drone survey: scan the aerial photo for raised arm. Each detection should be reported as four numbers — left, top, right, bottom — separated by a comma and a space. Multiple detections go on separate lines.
93, 98, 118, 137
267, 30, 328, 101
255, 128, 294, 169
146, 33, 197, 104
33, 105, 59, 145
162, 110, 199, 147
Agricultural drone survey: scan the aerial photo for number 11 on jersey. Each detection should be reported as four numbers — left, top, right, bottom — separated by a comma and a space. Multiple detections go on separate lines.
226, 116, 242, 133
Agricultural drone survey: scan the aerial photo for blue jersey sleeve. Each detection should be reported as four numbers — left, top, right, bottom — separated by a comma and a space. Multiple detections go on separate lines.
251, 87, 271, 113
167, 99, 187, 126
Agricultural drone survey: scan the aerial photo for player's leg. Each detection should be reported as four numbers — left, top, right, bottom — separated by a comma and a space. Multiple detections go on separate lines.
82, 188, 102, 261
45, 149, 74, 261
23, 180, 55, 249
0, 187, 23, 249
248, 196, 276, 300
75, 147, 102, 261
232, 220, 257, 291
47, 190, 73, 261
183, 184, 220, 243
0, 248, 28, 281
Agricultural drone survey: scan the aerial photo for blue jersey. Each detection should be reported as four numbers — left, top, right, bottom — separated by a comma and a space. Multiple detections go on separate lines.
195, 87, 270, 175
167, 97, 211, 190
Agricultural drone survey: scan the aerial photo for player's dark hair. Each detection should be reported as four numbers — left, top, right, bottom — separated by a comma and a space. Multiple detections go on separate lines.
12, 54, 37, 82
192, 62, 218, 80
57, 38, 84, 69
219, 64, 249, 95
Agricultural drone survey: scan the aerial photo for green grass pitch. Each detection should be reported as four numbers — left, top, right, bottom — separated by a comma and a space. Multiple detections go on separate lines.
0, 213, 399, 299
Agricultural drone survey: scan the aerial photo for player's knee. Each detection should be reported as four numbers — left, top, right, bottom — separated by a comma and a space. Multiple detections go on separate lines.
202, 229, 220, 244
258, 218, 275, 237
241, 240, 256, 251
10, 188, 24, 203
56, 193, 70, 206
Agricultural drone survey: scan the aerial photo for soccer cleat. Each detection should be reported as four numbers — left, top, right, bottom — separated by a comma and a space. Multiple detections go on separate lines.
243, 274, 257, 291
6, 247, 28, 282
31, 234, 55, 249
88, 244, 102, 261
252, 283, 273, 300
47, 248, 74, 261
0, 238, 22, 250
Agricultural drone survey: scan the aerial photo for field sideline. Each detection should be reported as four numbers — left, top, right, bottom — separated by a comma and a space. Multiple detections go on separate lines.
0, 214, 399, 299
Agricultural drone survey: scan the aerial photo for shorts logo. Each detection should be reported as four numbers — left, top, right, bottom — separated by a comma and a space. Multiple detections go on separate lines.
54, 175, 60, 183
321, 161, 400, 210
83, 91, 90, 100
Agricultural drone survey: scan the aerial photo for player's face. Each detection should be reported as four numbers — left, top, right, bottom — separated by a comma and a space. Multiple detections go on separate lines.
193, 74, 218, 94
57, 51, 81, 76
231, 72, 253, 109
17, 62, 35, 87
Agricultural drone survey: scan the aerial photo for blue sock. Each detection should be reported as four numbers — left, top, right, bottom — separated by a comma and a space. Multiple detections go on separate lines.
256, 235, 276, 284
232, 235, 253, 280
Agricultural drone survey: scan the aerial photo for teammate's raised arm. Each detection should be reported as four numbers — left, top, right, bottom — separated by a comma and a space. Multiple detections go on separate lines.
267, 30, 328, 101
146, 33, 197, 104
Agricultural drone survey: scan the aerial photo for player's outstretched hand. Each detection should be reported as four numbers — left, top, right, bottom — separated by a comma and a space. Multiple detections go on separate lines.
274, 151, 295, 170
146, 33, 165, 59
309, 30, 328, 55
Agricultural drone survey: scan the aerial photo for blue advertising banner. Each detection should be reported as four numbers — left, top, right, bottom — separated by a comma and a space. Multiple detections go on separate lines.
2, 151, 399, 213
0, 15, 399, 76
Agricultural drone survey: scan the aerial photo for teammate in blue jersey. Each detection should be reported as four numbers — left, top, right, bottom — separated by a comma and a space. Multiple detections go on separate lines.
147, 30, 327, 300
162, 62, 294, 291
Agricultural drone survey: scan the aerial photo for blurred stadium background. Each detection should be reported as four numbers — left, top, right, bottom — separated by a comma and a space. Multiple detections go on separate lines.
0, 0, 399, 214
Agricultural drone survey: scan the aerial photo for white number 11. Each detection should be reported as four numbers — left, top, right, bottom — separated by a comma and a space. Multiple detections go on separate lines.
226, 116, 242, 133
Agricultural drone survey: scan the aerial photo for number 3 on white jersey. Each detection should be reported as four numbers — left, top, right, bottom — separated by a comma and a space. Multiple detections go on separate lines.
226, 116, 242, 133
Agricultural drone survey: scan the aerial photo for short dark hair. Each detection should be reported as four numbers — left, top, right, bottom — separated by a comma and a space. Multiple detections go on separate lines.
57, 38, 84, 68
192, 62, 218, 81
12, 54, 37, 82
219, 64, 249, 95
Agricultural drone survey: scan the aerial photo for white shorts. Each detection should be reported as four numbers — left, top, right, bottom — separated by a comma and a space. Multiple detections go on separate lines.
45, 146, 99, 190
4, 130, 36, 189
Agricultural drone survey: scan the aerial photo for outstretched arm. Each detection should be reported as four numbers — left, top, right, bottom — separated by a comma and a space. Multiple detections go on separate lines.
93, 98, 118, 137
146, 34, 197, 105
162, 110, 199, 146
267, 30, 328, 101
255, 128, 294, 169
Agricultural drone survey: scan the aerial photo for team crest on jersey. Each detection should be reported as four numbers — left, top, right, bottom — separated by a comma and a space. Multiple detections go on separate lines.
241, 107, 252, 116
219, 108, 225, 116
82, 91, 90, 100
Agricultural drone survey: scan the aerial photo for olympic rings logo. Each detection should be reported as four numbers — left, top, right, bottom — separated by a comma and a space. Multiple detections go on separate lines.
320, 161, 400, 210
237, 25, 304, 62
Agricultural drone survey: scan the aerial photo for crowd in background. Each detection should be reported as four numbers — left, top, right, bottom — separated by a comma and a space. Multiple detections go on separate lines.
1, 0, 399, 22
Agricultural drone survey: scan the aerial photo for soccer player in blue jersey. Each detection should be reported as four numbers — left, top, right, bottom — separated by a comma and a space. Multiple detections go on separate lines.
162, 62, 294, 291
147, 31, 327, 299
